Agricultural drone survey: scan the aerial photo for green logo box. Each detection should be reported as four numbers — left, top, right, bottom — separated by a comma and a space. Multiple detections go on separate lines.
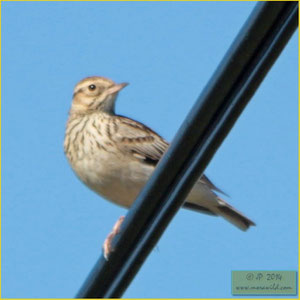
232, 271, 297, 295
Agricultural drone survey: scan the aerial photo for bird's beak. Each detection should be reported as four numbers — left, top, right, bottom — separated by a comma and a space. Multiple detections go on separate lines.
107, 82, 129, 95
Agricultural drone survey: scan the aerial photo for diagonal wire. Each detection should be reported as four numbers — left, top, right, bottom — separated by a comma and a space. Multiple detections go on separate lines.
76, 2, 298, 298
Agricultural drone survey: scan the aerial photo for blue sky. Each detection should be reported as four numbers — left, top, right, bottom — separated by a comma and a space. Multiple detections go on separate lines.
2, 1, 298, 298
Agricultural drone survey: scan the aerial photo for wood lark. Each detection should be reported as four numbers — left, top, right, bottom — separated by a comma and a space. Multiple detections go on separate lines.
64, 76, 255, 258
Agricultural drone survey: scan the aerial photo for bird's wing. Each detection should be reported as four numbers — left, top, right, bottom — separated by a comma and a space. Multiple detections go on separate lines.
113, 116, 169, 165
113, 116, 227, 195
199, 174, 228, 196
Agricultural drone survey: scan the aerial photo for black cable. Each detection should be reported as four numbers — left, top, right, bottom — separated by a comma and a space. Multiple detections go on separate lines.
76, 2, 298, 298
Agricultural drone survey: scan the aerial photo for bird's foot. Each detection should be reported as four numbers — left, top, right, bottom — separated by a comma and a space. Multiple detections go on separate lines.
103, 216, 125, 260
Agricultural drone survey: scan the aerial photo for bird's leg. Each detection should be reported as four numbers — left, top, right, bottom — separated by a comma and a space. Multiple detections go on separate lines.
103, 216, 125, 260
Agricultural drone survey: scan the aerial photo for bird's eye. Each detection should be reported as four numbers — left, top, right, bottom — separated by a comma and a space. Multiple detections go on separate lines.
88, 84, 96, 91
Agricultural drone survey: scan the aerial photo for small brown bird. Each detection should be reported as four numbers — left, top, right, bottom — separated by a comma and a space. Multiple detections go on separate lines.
64, 76, 255, 258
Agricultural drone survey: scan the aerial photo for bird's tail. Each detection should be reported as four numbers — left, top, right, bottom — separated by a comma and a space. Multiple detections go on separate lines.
215, 197, 255, 231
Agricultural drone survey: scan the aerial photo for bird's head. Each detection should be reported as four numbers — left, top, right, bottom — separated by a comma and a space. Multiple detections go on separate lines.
70, 76, 128, 114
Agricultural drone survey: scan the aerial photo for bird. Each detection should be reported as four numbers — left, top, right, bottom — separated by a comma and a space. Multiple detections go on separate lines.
64, 76, 255, 259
